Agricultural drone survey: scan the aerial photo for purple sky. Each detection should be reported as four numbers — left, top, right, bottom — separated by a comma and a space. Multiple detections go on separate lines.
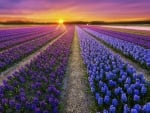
0, 0, 150, 22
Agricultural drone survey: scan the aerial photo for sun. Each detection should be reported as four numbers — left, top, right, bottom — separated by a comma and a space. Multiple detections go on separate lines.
58, 19, 64, 24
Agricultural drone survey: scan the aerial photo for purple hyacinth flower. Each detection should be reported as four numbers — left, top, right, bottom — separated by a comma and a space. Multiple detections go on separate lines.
0, 105, 3, 111
1, 98, 8, 105
35, 107, 40, 113
33, 97, 39, 104
53, 106, 59, 113
20, 96, 26, 102
26, 101, 32, 109
40, 101, 46, 108
9, 99, 15, 107
36, 90, 41, 96
16, 103, 21, 110
31, 103, 37, 110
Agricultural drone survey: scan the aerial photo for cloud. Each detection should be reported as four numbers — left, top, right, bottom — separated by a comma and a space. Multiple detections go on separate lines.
0, 0, 149, 22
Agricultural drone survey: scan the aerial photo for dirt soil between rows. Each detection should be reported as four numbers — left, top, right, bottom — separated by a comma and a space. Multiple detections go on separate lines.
61, 28, 95, 113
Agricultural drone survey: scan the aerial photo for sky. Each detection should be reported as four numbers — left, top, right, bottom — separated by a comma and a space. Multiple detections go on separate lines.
0, 0, 150, 22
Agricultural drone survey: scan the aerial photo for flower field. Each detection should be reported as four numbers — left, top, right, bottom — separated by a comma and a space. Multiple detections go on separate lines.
0, 25, 150, 113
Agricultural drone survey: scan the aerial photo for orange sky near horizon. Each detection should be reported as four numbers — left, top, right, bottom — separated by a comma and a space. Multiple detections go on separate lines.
0, 0, 150, 23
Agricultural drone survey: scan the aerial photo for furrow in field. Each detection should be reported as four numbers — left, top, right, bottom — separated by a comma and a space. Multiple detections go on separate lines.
62, 28, 95, 113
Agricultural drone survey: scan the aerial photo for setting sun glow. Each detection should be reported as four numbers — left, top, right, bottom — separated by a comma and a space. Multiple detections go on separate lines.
58, 19, 64, 24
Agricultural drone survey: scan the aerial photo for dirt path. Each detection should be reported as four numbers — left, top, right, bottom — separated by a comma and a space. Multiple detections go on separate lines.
0, 31, 66, 85
61, 28, 95, 113
84, 29, 150, 81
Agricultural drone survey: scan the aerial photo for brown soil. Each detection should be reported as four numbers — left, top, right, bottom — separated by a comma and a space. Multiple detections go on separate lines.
61, 28, 95, 113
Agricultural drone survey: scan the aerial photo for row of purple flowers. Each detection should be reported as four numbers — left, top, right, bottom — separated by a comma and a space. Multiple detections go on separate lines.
0, 26, 52, 42
0, 26, 74, 113
84, 26, 150, 48
0, 29, 64, 72
84, 28, 150, 69
0, 27, 57, 51
77, 27, 150, 113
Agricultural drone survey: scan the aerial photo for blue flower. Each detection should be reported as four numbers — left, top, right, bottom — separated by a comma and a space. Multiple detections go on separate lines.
106, 90, 111, 96
106, 72, 113, 80
109, 105, 116, 113
127, 87, 132, 94
124, 84, 130, 90
109, 80, 117, 87
121, 93, 127, 103
133, 95, 140, 102
95, 93, 100, 100
125, 77, 131, 84
114, 87, 121, 95
141, 86, 147, 95
112, 98, 118, 107
142, 102, 150, 112
99, 81, 104, 88
101, 86, 107, 94
123, 104, 130, 113
103, 109, 109, 113
104, 95, 110, 104
134, 89, 140, 95
131, 108, 138, 113
98, 97, 103, 105
134, 104, 141, 112
91, 87, 95, 92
